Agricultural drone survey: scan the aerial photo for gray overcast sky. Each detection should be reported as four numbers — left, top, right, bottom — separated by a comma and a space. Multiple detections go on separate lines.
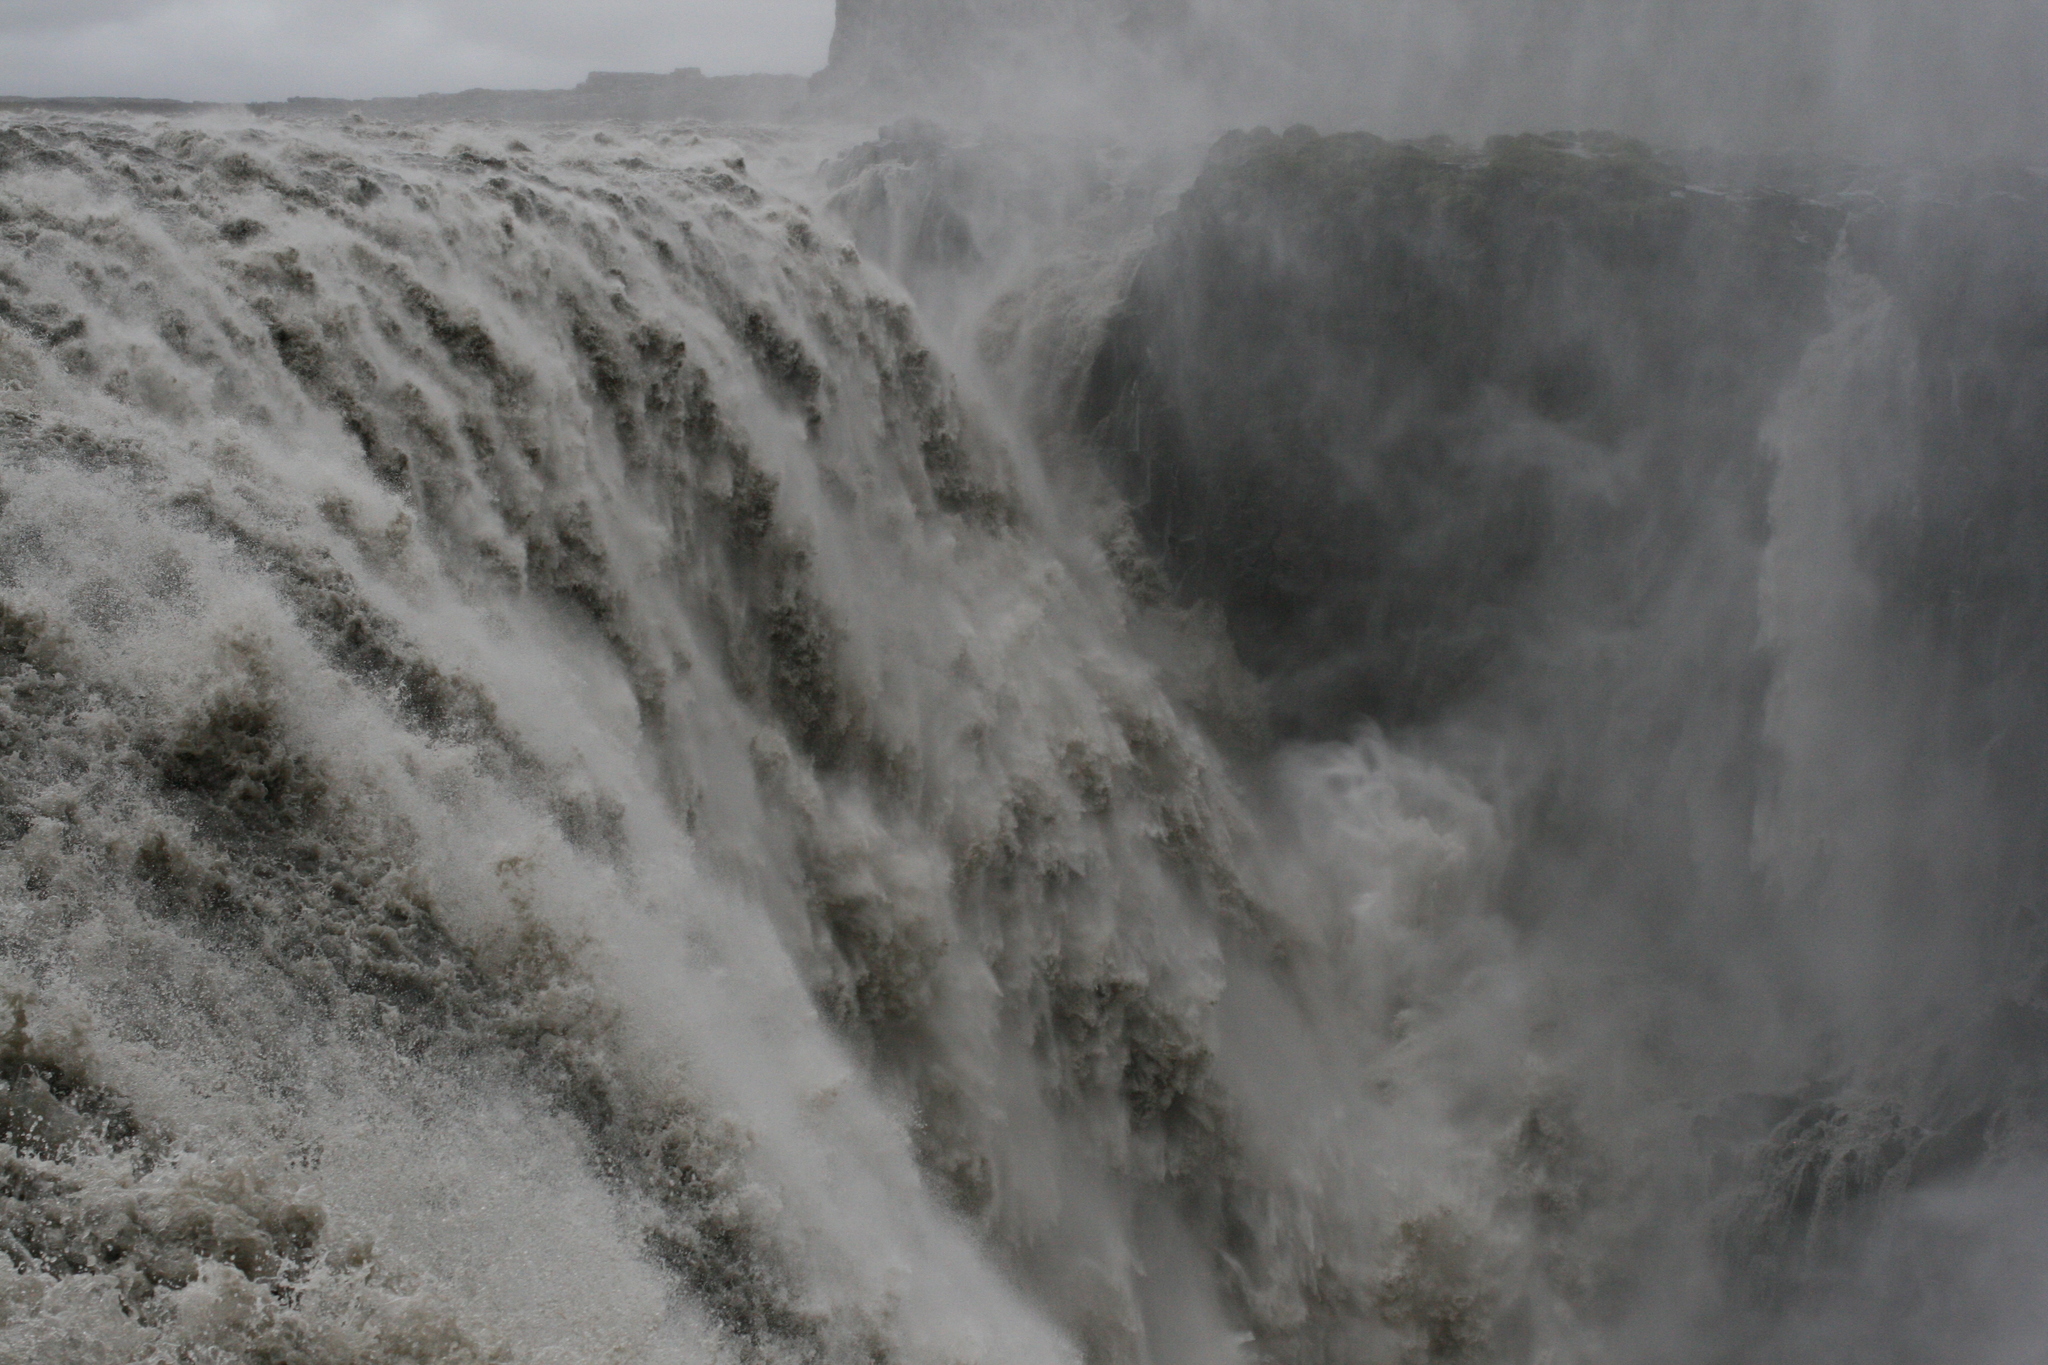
0, 0, 836, 101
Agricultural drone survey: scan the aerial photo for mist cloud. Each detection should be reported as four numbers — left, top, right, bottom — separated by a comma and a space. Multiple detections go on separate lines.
824, 0, 2047, 162
0, 0, 833, 101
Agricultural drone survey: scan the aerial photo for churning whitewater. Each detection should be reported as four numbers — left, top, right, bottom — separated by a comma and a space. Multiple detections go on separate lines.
0, 55, 2045, 1365
0, 115, 1523, 1364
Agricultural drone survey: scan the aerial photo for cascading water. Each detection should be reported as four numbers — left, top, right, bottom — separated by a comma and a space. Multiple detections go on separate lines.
0, 113, 1545, 1365
1, 21, 2046, 1365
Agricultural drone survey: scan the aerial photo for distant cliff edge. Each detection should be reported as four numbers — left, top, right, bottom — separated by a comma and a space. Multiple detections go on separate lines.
0, 69, 810, 124
249, 69, 810, 123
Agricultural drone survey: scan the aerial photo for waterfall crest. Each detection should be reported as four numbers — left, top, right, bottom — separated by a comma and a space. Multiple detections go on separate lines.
0, 114, 1539, 1365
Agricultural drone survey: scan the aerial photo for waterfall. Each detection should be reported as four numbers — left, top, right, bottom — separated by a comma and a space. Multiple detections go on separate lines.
0, 112, 1533, 1365
1, 85, 2045, 1365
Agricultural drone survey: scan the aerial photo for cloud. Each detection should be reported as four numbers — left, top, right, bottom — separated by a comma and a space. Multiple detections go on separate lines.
0, 1, 160, 32
0, 0, 835, 101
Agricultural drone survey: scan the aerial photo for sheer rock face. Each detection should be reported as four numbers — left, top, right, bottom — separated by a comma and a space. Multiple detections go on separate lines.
1079, 127, 1842, 734
1077, 127, 2048, 744
1070, 126, 2048, 928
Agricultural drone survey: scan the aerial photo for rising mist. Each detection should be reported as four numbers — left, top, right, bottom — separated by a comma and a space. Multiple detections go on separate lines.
0, 2, 2042, 1363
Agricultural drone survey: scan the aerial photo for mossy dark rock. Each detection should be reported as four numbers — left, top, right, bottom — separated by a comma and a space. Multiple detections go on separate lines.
160, 693, 329, 834
0, 1001, 138, 1159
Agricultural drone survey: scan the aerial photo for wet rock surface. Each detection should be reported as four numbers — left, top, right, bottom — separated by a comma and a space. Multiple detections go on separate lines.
1081, 127, 1840, 733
